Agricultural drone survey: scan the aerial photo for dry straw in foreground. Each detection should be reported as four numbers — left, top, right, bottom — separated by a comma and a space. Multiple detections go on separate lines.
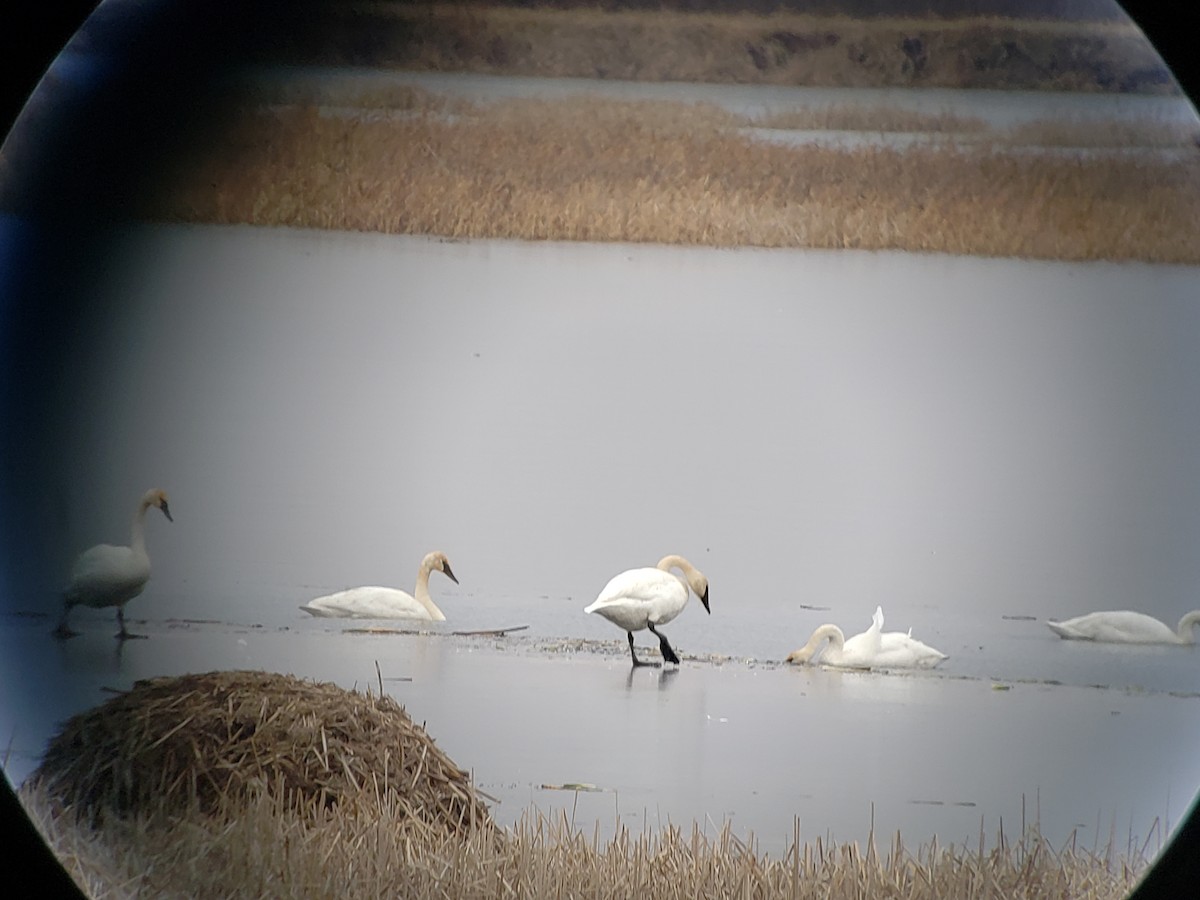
29, 669, 490, 834
20, 783, 1150, 900
18, 667, 1151, 898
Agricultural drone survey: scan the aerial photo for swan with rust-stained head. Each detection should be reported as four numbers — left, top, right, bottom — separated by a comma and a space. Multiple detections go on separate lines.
1046, 610, 1200, 644
584, 555, 710, 667
300, 551, 458, 621
54, 488, 174, 640
786, 606, 947, 669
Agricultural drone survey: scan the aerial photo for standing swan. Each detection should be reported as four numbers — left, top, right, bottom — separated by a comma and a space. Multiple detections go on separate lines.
584, 555, 710, 667
1045, 610, 1200, 644
300, 551, 458, 621
786, 606, 947, 669
55, 488, 174, 640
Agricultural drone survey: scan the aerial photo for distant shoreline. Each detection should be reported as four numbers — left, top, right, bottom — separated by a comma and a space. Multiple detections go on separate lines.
2, 5, 1193, 262
260, 3, 1175, 95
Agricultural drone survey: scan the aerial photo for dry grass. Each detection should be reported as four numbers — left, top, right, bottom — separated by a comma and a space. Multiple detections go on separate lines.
20, 780, 1150, 899
15, 667, 1152, 898
28, 670, 490, 834
2, 4, 1190, 261
143, 96, 1200, 263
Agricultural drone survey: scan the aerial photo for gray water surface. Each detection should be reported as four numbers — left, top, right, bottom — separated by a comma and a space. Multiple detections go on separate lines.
3, 222, 1200, 860
239, 66, 1200, 129
2, 617, 1196, 860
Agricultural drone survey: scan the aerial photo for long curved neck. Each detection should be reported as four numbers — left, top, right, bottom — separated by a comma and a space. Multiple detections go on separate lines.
813, 624, 845, 652
795, 625, 844, 661
413, 559, 439, 615
1177, 611, 1200, 642
658, 555, 706, 597
129, 497, 152, 556
656, 555, 693, 578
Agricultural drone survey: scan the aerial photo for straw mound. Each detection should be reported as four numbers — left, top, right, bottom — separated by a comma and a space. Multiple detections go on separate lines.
30, 670, 490, 833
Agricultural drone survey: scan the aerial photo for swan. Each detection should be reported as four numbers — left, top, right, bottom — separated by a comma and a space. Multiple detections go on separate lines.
300, 551, 458, 620
1045, 610, 1200, 644
584, 555, 710, 667
785, 606, 947, 669
54, 488, 174, 640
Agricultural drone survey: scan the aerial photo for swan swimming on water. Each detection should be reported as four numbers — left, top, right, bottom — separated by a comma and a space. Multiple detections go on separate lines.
785, 606, 947, 669
54, 488, 174, 640
584, 555, 710, 667
1045, 609, 1200, 644
300, 551, 458, 620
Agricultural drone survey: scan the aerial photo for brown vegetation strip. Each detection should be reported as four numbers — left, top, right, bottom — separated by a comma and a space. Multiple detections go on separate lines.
21, 783, 1149, 899
17, 664, 1153, 898
29, 669, 491, 835
145, 98, 1200, 263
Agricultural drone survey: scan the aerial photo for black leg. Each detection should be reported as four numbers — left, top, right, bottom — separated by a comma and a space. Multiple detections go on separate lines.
628, 631, 660, 668
647, 622, 680, 665
115, 607, 146, 640
52, 600, 77, 639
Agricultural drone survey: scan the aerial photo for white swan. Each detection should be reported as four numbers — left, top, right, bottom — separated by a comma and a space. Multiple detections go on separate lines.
54, 488, 174, 640
785, 606, 947, 669
584, 555, 710, 667
1045, 610, 1200, 644
300, 551, 458, 621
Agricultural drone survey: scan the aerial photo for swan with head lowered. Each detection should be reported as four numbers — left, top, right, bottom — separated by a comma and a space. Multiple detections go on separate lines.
786, 606, 947, 669
54, 488, 174, 640
300, 551, 458, 620
584, 555, 710, 667
1045, 610, 1200, 644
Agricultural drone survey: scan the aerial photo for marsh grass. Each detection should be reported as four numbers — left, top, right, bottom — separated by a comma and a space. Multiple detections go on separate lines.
29, 671, 490, 834
20, 781, 1151, 899
14, 668, 1155, 898
2, 4, 1190, 260
144, 95, 1200, 263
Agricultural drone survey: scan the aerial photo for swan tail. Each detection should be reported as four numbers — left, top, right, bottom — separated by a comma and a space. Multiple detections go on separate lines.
1045, 620, 1080, 640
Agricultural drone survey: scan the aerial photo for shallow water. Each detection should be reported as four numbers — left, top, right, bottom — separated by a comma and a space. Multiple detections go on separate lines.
239, 66, 1200, 129
2, 222, 1200, 862
741, 126, 1198, 158
2, 615, 1196, 859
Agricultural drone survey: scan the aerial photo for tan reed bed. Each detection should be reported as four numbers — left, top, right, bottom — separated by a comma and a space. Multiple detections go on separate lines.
145, 96, 1200, 263
19, 780, 1150, 899
16, 668, 1152, 898
28, 670, 491, 834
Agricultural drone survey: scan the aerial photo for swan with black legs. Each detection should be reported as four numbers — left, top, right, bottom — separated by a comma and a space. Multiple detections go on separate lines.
55, 488, 173, 640
584, 555, 710, 667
